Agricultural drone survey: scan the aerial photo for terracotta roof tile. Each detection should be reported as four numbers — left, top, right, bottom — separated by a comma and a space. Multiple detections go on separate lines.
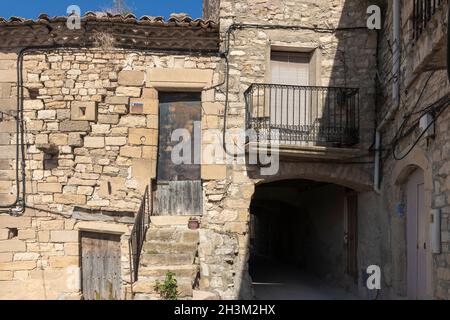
0, 12, 219, 51
0, 12, 218, 29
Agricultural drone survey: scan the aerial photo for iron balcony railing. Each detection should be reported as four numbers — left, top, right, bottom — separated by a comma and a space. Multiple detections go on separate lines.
245, 84, 360, 147
413, 0, 444, 40
128, 180, 154, 284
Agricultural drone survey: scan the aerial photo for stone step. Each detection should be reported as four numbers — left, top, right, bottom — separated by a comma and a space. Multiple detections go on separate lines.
138, 264, 199, 278
192, 290, 220, 300
146, 228, 199, 243
143, 241, 198, 254
133, 277, 193, 297
150, 216, 191, 227
134, 293, 194, 301
133, 293, 161, 300
141, 253, 195, 266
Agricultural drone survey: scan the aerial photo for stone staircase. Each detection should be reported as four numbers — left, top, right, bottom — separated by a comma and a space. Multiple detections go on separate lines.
133, 224, 200, 300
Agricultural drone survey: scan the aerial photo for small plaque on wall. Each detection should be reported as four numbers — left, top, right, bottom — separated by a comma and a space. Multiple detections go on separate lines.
130, 102, 144, 114
129, 98, 158, 115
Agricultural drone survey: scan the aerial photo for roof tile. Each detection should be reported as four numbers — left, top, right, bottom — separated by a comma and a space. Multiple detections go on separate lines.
0, 12, 218, 29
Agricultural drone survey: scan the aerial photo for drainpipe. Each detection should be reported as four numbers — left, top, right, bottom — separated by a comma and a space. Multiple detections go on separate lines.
447, 2, 450, 83
374, 0, 401, 194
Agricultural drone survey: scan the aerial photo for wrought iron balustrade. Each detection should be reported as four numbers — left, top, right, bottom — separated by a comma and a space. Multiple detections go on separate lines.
128, 180, 154, 284
245, 84, 360, 147
413, 0, 444, 40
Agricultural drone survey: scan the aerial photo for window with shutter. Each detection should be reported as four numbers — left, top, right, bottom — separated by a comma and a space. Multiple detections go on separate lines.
269, 52, 313, 137
270, 51, 311, 85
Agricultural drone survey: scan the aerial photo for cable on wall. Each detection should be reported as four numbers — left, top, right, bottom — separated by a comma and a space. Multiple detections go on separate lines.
220, 22, 374, 158
2, 22, 375, 212
392, 96, 450, 161
1, 44, 222, 214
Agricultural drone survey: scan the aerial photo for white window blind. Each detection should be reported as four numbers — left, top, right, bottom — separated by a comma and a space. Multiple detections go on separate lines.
270, 51, 310, 85
269, 52, 313, 139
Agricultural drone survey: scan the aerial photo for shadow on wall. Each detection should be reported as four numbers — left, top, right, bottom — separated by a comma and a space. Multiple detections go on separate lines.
237, 0, 379, 299
248, 181, 350, 289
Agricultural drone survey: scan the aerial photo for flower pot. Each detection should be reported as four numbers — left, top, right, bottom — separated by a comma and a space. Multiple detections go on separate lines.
188, 219, 200, 230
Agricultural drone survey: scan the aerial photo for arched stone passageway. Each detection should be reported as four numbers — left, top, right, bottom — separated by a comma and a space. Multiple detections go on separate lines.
248, 161, 373, 192
248, 178, 361, 300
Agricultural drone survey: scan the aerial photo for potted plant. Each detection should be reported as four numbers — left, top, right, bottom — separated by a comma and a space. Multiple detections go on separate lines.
188, 217, 200, 230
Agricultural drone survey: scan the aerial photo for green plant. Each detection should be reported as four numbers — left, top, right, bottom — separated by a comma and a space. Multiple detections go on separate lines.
154, 271, 179, 300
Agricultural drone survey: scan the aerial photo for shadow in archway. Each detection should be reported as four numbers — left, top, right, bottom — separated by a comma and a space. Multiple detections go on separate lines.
247, 179, 360, 300
235, 0, 378, 300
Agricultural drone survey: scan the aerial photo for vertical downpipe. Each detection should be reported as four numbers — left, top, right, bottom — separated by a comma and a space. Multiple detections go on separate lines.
447, 2, 450, 83
374, 0, 401, 193
392, 0, 401, 110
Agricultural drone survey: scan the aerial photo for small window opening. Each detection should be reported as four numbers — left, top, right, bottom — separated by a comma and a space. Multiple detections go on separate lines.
8, 228, 18, 239
29, 89, 40, 99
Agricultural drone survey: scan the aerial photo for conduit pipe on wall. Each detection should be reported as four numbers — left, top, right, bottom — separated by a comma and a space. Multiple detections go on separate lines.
447, 2, 450, 83
374, 0, 401, 194
2, 45, 220, 215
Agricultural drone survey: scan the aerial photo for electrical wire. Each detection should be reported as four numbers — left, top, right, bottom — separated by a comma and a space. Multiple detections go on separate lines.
220, 22, 375, 158
389, 71, 436, 148
1, 21, 395, 212
0, 48, 25, 210
1, 44, 222, 212
392, 97, 450, 161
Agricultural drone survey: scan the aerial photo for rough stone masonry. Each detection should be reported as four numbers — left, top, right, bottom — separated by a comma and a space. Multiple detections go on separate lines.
0, 0, 448, 301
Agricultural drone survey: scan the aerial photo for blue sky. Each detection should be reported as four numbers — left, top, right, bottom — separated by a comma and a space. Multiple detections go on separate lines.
0, 0, 204, 19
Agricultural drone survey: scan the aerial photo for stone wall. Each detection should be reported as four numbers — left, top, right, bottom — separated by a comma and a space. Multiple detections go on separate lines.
0, 48, 221, 299
376, 0, 450, 299
0, 212, 131, 299
203, 0, 221, 21
4, 0, 444, 301
196, 0, 379, 299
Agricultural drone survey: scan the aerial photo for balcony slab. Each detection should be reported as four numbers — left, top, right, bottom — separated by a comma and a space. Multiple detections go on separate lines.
247, 142, 369, 161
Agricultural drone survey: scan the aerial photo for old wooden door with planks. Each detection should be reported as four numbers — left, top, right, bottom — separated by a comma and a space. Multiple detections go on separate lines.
81, 232, 122, 300
155, 92, 203, 216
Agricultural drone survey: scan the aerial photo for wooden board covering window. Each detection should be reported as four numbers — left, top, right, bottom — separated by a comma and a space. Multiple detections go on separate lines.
155, 92, 203, 216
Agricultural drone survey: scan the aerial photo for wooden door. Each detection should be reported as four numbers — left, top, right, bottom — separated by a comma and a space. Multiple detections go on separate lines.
155, 92, 202, 216
407, 168, 427, 300
346, 193, 358, 281
81, 232, 121, 300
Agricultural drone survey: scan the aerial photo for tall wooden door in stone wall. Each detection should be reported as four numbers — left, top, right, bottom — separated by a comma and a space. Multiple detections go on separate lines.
81, 232, 121, 300
406, 168, 427, 300
155, 93, 202, 216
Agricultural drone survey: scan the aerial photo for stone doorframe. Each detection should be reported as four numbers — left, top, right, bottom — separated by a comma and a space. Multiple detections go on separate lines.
74, 221, 131, 300
391, 148, 434, 299
144, 67, 222, 185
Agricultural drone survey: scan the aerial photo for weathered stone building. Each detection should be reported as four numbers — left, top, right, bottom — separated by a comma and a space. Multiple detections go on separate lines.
0, 0, 449, 300
374, 0, 450, 299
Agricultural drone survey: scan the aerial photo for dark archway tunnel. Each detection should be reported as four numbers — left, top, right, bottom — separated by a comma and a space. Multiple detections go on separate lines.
249, 179, 360, 300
